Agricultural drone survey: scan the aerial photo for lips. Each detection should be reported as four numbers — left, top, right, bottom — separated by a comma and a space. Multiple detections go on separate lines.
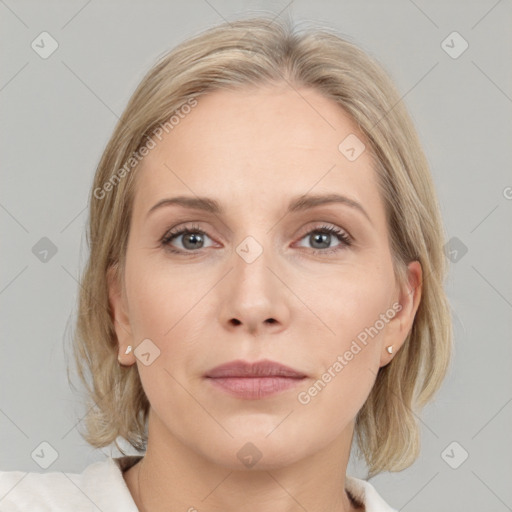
204, 359, 307, 399
205, 359, 307, 379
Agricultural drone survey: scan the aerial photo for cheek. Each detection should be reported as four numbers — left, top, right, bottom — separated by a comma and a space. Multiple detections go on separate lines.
293, 271, 391, 428
124, 264, 199, 405
124, 255, 191, 338
123, 256, 211, 384
128, 283, 171, 339
297, 264, 393, 380
300, 262, 393, 337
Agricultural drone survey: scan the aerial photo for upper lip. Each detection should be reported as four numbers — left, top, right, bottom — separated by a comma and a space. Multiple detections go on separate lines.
205, 359, 307, 378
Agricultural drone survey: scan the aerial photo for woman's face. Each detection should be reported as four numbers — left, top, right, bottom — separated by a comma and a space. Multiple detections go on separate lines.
110, 84, 421, 469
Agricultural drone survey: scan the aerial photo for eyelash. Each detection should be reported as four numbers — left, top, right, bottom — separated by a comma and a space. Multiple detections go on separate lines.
160, 223, 352, 256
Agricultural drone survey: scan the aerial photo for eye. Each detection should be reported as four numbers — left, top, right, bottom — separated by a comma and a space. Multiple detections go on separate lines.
160, 223, 352, 256
160, 224, 216, 254
294, 225, 352, 255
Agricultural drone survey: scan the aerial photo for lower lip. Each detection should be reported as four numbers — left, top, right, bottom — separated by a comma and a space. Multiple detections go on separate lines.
206, 376, 305, 399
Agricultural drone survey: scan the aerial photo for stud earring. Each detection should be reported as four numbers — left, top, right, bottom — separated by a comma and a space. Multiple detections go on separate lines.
386, 345, 393, 354
118, 345, 133, 366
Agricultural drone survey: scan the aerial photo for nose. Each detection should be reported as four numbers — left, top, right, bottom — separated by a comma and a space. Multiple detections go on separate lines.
219, 240, 291, 336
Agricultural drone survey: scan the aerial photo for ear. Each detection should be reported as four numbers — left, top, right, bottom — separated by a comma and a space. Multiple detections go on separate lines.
379, 260, 422, 367
107, 264, 136, 366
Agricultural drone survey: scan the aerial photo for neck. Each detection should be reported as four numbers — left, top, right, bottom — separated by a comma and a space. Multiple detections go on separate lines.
124, 410, 361, 512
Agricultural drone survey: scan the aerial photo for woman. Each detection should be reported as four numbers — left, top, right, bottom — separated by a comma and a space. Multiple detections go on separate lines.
0, 17, 452, 512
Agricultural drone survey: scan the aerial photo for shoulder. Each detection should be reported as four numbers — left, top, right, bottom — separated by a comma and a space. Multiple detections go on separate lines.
0, 456, 142, 512
345, 475, 398, 512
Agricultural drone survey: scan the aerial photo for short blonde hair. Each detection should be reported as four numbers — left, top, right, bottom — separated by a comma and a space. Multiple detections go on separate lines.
69, 16, 453, 478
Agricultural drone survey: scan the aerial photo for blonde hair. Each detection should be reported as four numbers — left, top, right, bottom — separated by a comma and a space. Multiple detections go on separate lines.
68, 16, 453, 478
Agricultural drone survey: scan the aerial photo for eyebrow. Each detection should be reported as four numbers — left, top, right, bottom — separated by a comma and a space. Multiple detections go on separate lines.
146, 193, 372, 224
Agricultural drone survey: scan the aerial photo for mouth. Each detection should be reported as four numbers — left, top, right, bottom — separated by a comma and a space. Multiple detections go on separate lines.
204, 359, 307, 400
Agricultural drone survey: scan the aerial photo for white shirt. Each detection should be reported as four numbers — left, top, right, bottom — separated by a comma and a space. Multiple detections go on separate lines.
0, 455, 397, 511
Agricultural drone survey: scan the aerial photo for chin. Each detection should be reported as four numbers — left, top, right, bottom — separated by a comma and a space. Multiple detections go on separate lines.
203, 434, 307, 471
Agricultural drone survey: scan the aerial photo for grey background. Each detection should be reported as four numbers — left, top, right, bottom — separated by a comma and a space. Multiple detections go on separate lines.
1, 1, 511, 510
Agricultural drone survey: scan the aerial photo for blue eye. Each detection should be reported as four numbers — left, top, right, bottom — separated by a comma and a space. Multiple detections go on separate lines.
160, 224, 352, 255
161, 224, 213, 254
295, 225, 352, 255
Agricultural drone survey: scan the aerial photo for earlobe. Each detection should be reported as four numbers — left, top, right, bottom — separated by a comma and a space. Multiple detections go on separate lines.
107, 265, 135, 364
117, 345, 134, 366
379, 260, 423, 367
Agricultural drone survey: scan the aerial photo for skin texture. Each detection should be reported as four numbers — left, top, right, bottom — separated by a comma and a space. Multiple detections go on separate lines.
109, 83, 422, 512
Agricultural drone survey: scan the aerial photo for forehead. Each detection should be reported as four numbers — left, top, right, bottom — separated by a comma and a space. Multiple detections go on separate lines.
131, 85, 385, 225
